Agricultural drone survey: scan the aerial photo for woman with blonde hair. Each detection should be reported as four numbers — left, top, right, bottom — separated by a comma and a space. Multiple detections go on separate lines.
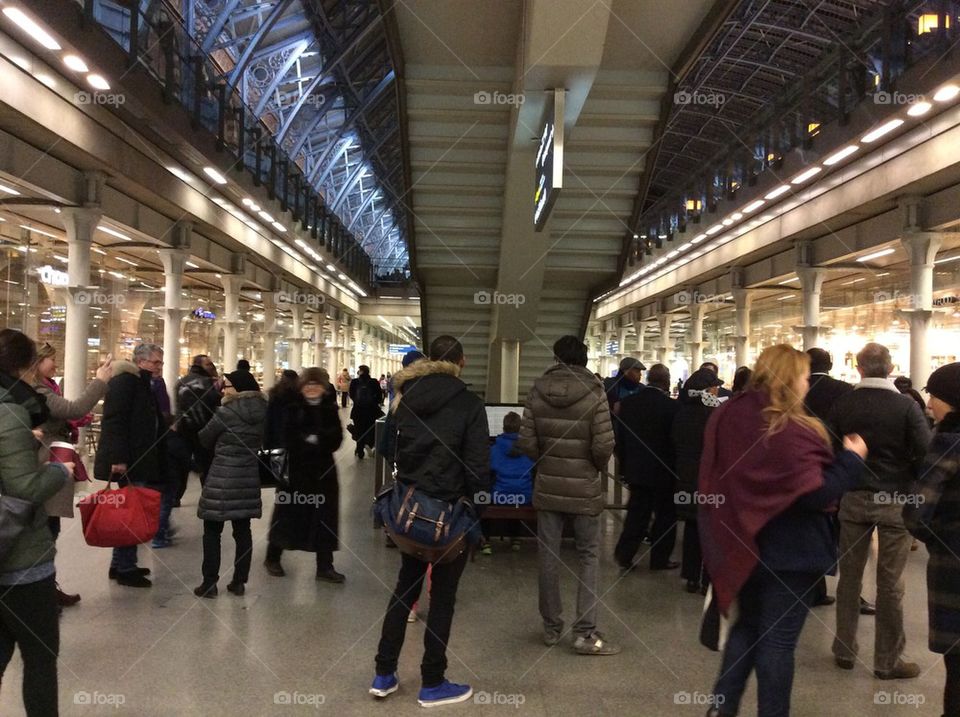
701, 344, 867, 717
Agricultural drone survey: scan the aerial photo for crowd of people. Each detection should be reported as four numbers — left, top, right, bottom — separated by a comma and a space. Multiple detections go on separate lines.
0, 325, 957, 714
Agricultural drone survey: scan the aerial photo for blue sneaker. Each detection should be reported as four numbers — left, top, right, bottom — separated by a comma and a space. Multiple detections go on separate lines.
369, 673, 399, 698
417, 680, 472, 708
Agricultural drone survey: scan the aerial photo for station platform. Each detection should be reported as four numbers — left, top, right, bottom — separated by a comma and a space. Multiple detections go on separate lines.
9, 423, 940, 717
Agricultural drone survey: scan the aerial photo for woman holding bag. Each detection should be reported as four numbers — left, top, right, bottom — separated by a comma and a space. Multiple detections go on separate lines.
264, 367, 344, 582
193, 372, 266, 598
25, 342, 113, 607
0, 329, 73, 716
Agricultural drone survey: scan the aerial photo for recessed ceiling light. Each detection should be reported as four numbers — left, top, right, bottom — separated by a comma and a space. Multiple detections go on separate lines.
0, 183, 20, 196
86, 74, 110, 90
730, 212, 743, 221
327, 264, 336, 272
18, 224, 57, 238
764, 184, 791, 200
258, 210, 273, 222
862, 119, 904, 143
338, 273, 347, 280
908, 101, 932, 116
791, 166, 822, 184
272, 221, 286, 232
203, 167, 228, 184
34, 73, 55, 88
98, 225, 131, 241
741, 199, 765, 213
823, 145, 859, 166
722, 218, 734, 226
3, 8, 61, 50
778, 276, 800, 285
935, 254, 960, 265
705, 224, 724, 235
63, 54, 88, 73
690, 233, 708, 244
934, 84, 960, 102
167, 166, 191, 182
857, 247, 895, 262
185, 261, 199, 269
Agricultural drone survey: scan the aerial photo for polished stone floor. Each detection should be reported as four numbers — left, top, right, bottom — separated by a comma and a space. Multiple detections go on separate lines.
3, 431, 945, 716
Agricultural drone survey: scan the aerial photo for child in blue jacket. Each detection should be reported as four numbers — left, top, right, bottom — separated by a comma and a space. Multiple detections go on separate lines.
481, 412, 534, 554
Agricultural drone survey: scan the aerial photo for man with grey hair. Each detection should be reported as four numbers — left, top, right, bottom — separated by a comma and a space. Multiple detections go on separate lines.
828, 342, 932, 678
95, 344, 167, 588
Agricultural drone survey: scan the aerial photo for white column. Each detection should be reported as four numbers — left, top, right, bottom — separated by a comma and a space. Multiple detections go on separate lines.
261, 291, 280, 390
220, 274, 244, 372
689, 304, 705, 370
657, 314, 674, 365
901, 231, 942, 388
159, 247, 189, 407
61, 207, 100, 400
501, 339, 520, 402
796, 267, 825, 351
312, 317, 324, 368
733, 289, 752, 368
326, 319, 339, 373
288, 304, 307, 372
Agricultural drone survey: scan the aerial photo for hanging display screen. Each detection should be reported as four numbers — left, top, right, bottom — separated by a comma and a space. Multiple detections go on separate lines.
534, 89, 565, 231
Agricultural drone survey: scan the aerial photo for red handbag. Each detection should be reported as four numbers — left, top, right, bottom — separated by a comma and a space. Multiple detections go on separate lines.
77, 476, 162, 547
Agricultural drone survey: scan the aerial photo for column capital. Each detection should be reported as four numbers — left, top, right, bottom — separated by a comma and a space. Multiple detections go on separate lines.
160, 307, 191, 321
900, 231, 943, 266
795, 266, 826, 294
159, 247, 191, 276
220, 274, 246, 294
60, 207, 101, 241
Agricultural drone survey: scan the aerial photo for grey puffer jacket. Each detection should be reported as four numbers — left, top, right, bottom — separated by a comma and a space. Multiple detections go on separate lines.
197, 391, 266, 521
518, 363, 614, 516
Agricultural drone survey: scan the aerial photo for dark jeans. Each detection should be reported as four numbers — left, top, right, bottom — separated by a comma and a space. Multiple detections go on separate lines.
340, 391, 348, 408
155, 485, 175, 541
110, 545, 138, 574
713, 567, 818, 717
614, 483, 677, 568
202, 520, 252, 584
681, 520, 709, 588
945, 654, 960, 717
376, 552, 468, 687
0, 575, 59, 716
265, 543, 334, 572
47, 517, 60, 541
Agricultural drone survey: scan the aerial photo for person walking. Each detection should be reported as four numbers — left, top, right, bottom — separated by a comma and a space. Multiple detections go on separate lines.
94, 344, 167, 588
518, 335, 618, 655
174, 354, 221, 502
701, 344, 867, 717
26, 342, 112, 607
370, 335, 490, 707
613, 363, 680, 573
234, 358, 259, 390
349, 364, 383, 459
336, 368, 351, 408
263, 369, 300, 450
264, 368, 344, 582
829, 342, 933, 679
0, 329, 73, 716
671, 367, 725, 594
904, 363, 960, 717
193, 372, 266, 598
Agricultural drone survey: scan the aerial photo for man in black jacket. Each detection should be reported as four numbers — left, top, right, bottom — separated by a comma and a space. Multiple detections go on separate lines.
349, 364, 384, 459
94, 344, 166, 588
829, 343, 933, 679
614, 364, 680, 572
174, 354, 221, 501
805, 348, 853, 421
371, 336, 490, 708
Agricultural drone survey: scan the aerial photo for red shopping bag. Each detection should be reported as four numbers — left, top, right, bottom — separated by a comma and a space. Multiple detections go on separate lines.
77, 476, 161, 548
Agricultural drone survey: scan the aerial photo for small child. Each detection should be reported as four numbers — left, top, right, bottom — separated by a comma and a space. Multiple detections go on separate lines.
480, 412, 534, 554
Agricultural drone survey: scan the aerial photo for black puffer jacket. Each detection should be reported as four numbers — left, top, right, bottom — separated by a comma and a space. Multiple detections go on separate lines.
175, 365, 220, 437
197, 391, 266, 521
392, 360, 490, 502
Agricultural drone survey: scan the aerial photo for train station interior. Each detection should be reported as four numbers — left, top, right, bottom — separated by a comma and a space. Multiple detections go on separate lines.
0, 0, 958, 714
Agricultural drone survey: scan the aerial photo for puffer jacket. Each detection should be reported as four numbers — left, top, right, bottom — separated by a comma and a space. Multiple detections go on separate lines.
175, 365, 220, 436
392, 360, 490, 502
518, 363, 614, 516
0, 374, 69, 576
197, 391, 266, 521
34, 377, 106, 518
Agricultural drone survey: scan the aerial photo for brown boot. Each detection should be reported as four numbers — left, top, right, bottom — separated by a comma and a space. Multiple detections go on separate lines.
56, 584, 80, 607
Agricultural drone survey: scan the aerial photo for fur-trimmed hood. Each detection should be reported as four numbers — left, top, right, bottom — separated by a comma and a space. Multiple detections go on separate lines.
112, 360, 141, 377
221, 389, 263, 405
391, 359, 462, 415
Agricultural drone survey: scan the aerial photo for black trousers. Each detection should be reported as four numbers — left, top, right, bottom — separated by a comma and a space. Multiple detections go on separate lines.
946, 653, 960, 717
376, 552, 468, 687
47, 517, 60, 540
265, 543, 334, 572
340, 391, 348, 408
0, 575, 58, 716
681, 519, 709, 588
615, 483, 677, 568
202, 519, 252, 584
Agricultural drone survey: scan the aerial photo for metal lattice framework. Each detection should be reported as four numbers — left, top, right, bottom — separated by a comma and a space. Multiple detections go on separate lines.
182, 0, 408, 272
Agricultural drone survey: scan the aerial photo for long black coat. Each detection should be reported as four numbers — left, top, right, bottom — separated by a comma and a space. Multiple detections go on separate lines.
268, 392, 343, 552
905, 411, 960, 654
349, 375, 383, 438
671, 393, 716, 521
618, 386, 678, 488
94, 361, 165, 488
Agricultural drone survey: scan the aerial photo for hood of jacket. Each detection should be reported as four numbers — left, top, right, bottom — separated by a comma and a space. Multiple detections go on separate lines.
392, 360, 464, 417
533, 364, 600, 409
112, 360, 140, 377
220, 390, 266, 422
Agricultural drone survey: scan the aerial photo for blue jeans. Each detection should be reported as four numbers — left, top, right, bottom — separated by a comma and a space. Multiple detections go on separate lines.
155, 485, 175, 541
712, 567, 818, 717
110, 545, 138, 574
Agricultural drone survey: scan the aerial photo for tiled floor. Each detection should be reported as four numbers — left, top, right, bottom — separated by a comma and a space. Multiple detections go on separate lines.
3, 435, 945, 715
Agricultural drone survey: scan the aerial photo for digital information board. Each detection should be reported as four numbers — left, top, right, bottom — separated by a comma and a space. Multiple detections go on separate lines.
534, 89, 565, 232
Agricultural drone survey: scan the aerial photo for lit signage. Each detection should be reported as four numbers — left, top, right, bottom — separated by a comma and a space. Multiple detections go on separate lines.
388, 344, 417, 354
534, 89, 565, 231
192, 307, 216, 320
37, 265, 69, 287
605, 340, 619, 356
